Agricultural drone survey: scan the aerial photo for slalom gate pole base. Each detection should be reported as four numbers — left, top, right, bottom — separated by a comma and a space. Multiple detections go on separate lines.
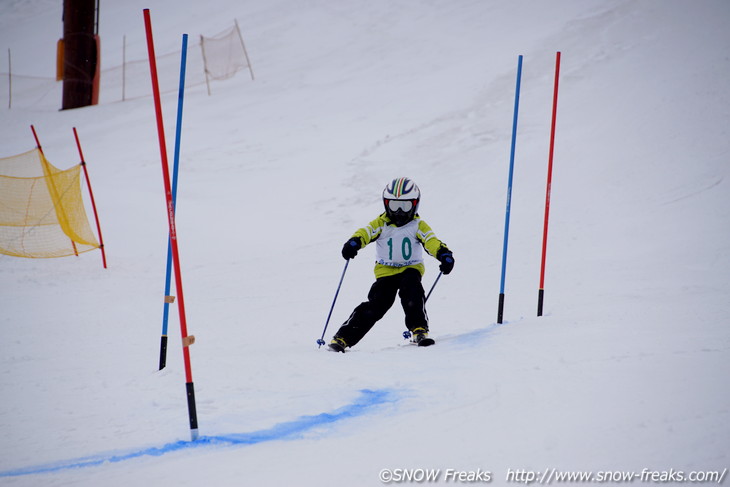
497, 293, 505, 324
159, 335, 168, 370
537, 289, 545, 317
186, 382, 199, 441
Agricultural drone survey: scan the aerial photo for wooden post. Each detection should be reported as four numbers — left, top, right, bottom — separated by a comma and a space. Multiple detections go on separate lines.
7, 48, 11, 109
122, 35, 126, 101
234, 19, 255, 81
200, 35, 211, 96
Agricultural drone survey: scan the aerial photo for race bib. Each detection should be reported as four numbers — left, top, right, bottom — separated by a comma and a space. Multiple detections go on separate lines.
375, 220, 423, 267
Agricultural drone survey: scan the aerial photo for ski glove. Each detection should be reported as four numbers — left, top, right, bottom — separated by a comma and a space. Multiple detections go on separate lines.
437, 248, 455, 275
342, 238, 361, 260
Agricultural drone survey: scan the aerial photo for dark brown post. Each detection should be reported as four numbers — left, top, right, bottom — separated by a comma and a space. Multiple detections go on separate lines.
62, 0, 98, 110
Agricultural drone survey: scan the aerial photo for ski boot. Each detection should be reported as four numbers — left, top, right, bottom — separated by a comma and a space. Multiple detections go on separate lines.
411, 327, 435, 347
328, 336, 347, 353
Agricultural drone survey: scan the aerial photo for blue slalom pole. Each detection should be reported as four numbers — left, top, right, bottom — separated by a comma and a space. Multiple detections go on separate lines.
497, 55, 523, 325
159, 34, 189, 370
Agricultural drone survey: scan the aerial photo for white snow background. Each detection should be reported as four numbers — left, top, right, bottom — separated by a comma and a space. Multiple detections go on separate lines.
1, 1, 729, 485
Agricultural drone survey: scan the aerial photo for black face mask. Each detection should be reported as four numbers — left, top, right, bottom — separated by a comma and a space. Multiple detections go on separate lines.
384, 198, 418, 226
390, 209, 410, 226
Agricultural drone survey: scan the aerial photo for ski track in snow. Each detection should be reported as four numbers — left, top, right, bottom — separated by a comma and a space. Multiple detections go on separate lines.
0, 389, 396, 478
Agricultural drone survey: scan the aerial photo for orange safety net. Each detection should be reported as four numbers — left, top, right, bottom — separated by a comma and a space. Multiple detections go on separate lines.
0, 148, 100, 258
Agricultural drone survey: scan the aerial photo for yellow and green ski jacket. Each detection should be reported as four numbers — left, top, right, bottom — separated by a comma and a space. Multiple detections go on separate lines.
350, 213, 449, 279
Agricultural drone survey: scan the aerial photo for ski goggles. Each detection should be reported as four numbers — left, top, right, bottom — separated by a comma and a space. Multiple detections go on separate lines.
386, 199, 416, 212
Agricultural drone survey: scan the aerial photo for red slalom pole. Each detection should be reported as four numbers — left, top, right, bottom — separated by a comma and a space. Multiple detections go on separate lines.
538, 51, 561, 317
72, 127, 107, 269
143, 8, 199, 441
30, 125, 79, 257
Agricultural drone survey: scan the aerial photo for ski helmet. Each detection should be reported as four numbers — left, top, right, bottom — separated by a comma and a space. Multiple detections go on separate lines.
382, 177, 420, 226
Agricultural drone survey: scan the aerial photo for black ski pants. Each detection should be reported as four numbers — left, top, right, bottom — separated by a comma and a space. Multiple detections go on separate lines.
334, 267, 428, 347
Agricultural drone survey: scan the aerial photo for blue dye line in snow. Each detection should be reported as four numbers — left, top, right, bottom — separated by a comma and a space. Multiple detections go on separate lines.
0, 389, 395, 478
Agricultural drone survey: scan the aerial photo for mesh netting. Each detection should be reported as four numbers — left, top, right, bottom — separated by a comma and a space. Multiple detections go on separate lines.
201, 25, 251, 81
1, 21, 252, 109
0, 148, 99, 258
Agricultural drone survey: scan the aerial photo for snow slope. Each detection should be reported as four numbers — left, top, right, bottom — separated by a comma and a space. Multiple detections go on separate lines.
1, 1, 728, 485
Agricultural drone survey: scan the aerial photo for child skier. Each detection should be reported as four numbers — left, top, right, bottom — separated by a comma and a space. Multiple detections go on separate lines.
329, 177, 454, 352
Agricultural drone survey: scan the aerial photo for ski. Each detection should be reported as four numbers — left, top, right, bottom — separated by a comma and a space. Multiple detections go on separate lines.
403, 330, 435, 347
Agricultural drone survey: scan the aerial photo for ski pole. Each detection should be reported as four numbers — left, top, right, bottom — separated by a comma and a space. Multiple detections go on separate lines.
425, 271, 443, 303
317, 260, 350, 347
